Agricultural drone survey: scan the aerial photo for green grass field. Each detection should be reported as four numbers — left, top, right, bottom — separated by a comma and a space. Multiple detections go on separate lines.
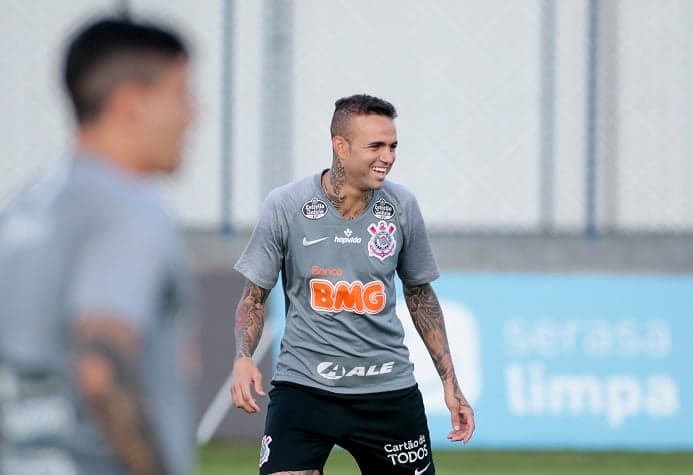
199, 443, 693, 475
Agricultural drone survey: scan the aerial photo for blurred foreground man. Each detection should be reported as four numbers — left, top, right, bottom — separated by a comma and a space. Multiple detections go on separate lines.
0, 18, 198, 475
230, 95, 475, 474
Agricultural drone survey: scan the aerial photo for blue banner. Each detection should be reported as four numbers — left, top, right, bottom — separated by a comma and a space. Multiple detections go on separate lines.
400, 273, 693, 450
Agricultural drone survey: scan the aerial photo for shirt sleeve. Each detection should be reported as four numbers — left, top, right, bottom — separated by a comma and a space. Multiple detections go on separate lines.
69, 213, 169, 332
397, 195, 440, 286
234, 190, 285, 289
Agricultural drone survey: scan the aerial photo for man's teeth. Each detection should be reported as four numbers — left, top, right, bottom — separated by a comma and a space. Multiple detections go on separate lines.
373, 167, 387, 173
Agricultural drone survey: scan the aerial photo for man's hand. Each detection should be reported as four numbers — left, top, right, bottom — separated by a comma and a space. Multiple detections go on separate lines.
403, 282, 476, 444
444, 384, 475, 443
230, 356, 266, 413
231, 280, 271, 413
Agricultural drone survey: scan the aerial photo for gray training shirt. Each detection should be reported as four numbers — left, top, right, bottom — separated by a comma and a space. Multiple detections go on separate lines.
235, 171, 439, 394
0, 154, 198, 475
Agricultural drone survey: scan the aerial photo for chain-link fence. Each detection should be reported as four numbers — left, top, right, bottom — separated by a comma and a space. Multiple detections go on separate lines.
1, 0, 691, 234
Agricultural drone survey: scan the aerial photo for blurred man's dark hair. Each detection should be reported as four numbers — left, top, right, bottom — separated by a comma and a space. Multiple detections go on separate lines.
64, 17, 189, 124
330, 94, 398, 138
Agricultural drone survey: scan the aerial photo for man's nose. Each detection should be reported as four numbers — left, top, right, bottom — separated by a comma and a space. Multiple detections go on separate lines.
380, 148, 395, 164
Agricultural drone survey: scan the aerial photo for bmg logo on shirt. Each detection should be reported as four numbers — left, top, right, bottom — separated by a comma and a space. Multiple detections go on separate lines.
310, 279, 386, 315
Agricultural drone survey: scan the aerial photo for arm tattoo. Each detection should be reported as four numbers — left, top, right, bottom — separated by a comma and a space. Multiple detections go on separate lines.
403, 283, 458, 385
234, 280, 271, 358
74, 321, 165, 475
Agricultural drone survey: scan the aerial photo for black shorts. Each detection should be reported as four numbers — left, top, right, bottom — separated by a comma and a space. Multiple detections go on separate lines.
258, 382, 435, 475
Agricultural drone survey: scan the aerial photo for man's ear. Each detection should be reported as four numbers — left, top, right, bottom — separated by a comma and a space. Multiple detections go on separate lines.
107, 82, 145, 124
332, 135, 349, 161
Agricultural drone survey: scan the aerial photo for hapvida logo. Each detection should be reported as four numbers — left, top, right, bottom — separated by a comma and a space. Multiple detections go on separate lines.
335, 228, 362, 244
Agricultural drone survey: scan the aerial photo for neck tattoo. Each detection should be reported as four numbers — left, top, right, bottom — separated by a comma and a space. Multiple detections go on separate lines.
324, 160, 373, 220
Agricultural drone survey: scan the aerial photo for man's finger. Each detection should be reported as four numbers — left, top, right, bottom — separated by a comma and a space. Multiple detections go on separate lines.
253, 375, 266, 397
231, 380, 255, 413
447, 406, 464, 441
230, 384, 241, 407
231, 383, 248, 411
450, 403, 462, 432
240, 381, 260, 413
459, 406, 475, 443
446, 402, 474, 442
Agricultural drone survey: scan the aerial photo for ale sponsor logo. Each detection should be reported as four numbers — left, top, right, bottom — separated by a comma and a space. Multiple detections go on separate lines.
316, 361, 395, 380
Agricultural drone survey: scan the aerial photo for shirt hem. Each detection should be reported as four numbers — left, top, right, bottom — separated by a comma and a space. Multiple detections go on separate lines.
400, 271, 440, 286
232, 263, 276, 290
271, 374, 418, 395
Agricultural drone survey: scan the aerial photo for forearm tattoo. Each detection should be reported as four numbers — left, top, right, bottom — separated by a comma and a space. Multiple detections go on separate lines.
235, 281, 271, 358
76, 328, 165, 474
403, 283, 458, 385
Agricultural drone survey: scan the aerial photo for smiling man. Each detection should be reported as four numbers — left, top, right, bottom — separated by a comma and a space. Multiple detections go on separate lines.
230, 94, 475, 475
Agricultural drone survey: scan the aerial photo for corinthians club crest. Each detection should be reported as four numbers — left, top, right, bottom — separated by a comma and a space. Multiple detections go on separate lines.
367, 220, 397, 261
259, 434, 272, 467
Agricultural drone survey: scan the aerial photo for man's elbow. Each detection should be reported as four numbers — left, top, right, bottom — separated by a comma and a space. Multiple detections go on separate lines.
75, 353, 116, 400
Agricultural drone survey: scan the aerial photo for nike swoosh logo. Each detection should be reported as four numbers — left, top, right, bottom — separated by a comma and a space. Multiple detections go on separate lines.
415, 462, 431, 475
302, 236, 329, 246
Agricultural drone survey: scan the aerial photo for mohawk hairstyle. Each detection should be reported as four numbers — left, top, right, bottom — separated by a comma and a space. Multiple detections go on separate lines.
330, 94, 397, 138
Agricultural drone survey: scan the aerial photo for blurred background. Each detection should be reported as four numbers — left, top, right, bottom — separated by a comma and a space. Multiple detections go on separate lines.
1, 0, 691, 473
